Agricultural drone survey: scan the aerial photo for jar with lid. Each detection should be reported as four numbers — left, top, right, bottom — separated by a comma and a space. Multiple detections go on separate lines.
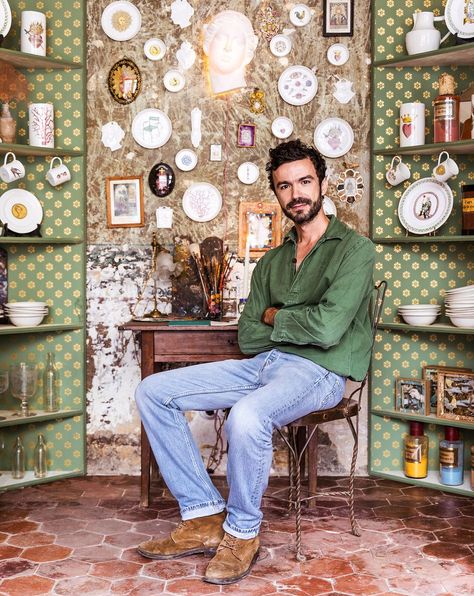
461, 184, 474, 236
403, 421, 428, 479
439, 426, 464, 486
433, 74, 460, 143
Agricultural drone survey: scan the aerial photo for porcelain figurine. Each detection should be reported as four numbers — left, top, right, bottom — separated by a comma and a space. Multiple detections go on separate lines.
333, 77, 355, 104
176, 41, 196, 70
170, 0, 194, 28
101, 121, 125, 151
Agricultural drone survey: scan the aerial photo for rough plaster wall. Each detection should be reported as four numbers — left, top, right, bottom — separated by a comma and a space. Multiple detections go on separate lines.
86, 1, 372, 475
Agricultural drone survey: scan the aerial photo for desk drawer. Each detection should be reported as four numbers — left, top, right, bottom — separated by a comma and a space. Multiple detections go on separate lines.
154, 330, 242, 360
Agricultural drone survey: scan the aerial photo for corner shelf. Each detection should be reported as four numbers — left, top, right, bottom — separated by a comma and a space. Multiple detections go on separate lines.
373, 139, 474, 156
370, 470, 473, 497
0, 237, 83, 244
0, 323, 83, 335
373, 236, 470, 244
378, 322, 474, 335
371, 408, 474, 431
0, 470, 83, 491
0, 47, 82, 69
373, 42, 474, 68
0, 143, 83, 158
0, 408, 83, 428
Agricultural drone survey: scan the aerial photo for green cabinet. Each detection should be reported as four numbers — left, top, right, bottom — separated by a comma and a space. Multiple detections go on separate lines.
370, 1, 474, 495
0, 0, 85, 490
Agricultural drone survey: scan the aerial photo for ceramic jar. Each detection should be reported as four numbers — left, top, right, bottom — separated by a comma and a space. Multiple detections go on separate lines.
405, 11, 448, 55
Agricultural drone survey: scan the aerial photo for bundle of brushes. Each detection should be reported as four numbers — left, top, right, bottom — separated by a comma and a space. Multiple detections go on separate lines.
189, 243, 236, 318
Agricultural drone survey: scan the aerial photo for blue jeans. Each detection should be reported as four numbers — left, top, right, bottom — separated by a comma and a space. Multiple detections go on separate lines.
135, 349, 345, 539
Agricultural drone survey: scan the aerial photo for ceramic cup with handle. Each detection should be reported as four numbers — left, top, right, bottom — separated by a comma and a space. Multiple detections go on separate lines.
432, 151, 459, 182
0, 152, 25, 183
386, 155, 411, 186
46, 157, 71, 186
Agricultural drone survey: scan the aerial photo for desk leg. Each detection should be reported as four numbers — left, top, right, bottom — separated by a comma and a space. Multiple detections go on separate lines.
140, 331, 155, 508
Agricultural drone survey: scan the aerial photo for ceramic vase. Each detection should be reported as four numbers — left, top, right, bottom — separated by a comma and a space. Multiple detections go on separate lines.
21, 11, 47, 56
0, 104, 16, 143
400, 102, 425, 147
28, 103, 54, 148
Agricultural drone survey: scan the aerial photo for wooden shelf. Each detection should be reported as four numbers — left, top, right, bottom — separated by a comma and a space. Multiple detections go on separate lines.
371, 408, 474, 431
370, 470, 474, 497
378, 322, 474, 334
0, 470, 84, 491
0, 323, 83, 335
374, 43, 474, 68
0, 237, 83, 244
0, 143, 83, 158
373, 139, 474, 156
0, 408, 83, 428
372, 236, 471, 244
0, 48, 82, 69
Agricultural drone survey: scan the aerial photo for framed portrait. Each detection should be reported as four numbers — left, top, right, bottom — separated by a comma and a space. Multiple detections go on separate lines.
238, 201, 282, 258
437, 371, 474, 423
395, 378, 430, 415
106, 175, 144, 228
423, 365, 472, 413
237, 123, 256, 148
323, 0, 354, 37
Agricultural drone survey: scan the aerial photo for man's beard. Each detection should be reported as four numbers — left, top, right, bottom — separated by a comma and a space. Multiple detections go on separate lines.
282, 196, 322, 224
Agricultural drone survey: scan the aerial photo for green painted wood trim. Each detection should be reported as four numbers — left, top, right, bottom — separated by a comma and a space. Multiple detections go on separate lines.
372, 236, 470, 243
0, 143, 83, 158
0, 48, 82, 69
0, 409, 83, 428
378, 322, 474, 335
371, 409, 474, 431
0, 324, 83, 336
370, 470, 474, 497
0, 470, 85, 492
373, 43, 474, 68
373, 140, 474, 156
0, 238, 83, 244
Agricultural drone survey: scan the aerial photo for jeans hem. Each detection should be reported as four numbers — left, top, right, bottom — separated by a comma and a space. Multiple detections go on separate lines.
223, 520, 260, 540
181, 501, 226, 520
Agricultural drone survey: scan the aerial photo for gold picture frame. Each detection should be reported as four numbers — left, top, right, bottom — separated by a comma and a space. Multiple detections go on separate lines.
423, 365, 472, 413
106, 175, 144, 228
437, 371, 474, 423
108, 58, 142, 105
238, 201, 282, 257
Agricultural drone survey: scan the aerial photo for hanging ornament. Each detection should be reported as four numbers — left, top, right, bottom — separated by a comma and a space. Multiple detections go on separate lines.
336, 165, 364, 205
255, 1, 281, 41
249, 88, 265, 114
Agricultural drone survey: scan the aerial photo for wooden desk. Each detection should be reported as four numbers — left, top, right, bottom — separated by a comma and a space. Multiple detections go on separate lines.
121, 322, 244, 506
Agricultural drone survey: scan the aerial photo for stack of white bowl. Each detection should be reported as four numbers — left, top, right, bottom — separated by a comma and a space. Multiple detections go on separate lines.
398, 303, 441, 325
445, 285, 474, 328
5, 302, 48, 327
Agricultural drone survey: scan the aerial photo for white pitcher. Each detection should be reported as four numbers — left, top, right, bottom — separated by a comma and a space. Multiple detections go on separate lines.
405, 11, 450, 55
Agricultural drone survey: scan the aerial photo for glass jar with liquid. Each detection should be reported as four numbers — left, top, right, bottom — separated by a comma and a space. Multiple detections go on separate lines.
404, 421, 428, 479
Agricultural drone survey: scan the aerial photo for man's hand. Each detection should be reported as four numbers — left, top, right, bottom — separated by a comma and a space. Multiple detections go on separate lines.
261, 306, 280, 326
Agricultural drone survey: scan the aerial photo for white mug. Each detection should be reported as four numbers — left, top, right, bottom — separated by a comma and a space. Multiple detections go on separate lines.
21, 11, 46, 56
400, 102, 425, 147
46, 157, 71, 186
432, 151, 459, 181
28, 103, 54, 148
386, 155, 411, 186
0, 152, 25, 183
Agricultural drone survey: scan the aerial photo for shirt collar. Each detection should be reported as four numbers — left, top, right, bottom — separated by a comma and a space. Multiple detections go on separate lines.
284, 215, 346, 244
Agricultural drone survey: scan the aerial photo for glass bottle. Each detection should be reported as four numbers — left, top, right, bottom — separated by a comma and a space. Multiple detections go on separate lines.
433, 73, 460, 143
439, 426, 464, 486
11, 436, 25, 479
0, 103, 16, 143
403, 421, 428, 479
461, 184, 474, 236
34, 434, 48, 478
43, 352, 59, 412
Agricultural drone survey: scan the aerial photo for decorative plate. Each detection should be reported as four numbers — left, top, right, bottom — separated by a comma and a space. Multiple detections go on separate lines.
269, 34, 292, 57
322, 196, 337, 216
237, 162, 259, 185
271, 116, 294, 139
0, 0, 12, 38
101, 1, 141, 41
131, 108, 172, 149
289, 4, 312, 27
107, 58, 141, 105
444, 0, 474, 38
148, 162, 175, 198
163, 69, 185, 93
175, 149, 198, 172
144, 38, 166, 61
182, 182, 222, 222
0, 189, 43, 233
278, 65, 318, 106
327, 43, 349, 65
398, 177, 453, 235
313, 117, 354, 158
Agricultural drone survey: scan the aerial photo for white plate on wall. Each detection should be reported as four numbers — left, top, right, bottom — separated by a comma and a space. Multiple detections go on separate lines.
182, 182, 222, 222
397, 177, 453, 235
269, 34, 292, 57
327, 43, 349, 65
271, 116, 294, 139
237, 162, 259, 185
163, 70, 185, 92
144, 38, 166, 60
0, 0, 12, 38
0, 189, 43, 233
313, 118, 354, 158
131, 108, 172, 149
289, 4, 312, 27
175, 149, 197, 172
278, 65, 318, 106
101, 1, 142, 41
444, 0, 474, 38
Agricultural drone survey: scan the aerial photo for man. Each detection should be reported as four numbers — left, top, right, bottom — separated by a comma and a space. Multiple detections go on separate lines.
135, 139, 375, 585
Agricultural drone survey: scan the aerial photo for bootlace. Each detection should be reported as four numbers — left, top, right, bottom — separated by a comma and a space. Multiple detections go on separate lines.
217, 533, 240, 559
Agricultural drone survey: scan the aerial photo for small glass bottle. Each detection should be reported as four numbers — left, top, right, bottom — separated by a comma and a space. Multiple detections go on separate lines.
43, 352, 59, 412
11, 436, 25, 479
34, 434, 48, 478
461, 184, 474, 236
404, 421, 428, 479
439, 426, 464, 486
433, 73, 460, 143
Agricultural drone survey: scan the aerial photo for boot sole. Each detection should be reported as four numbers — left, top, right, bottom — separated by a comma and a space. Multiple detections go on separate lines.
203, 550, 260, 585
137, 546, 217, 560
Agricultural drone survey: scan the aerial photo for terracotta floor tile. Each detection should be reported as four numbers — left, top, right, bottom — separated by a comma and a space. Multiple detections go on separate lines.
349, 550, 405, 579
449, 516, 474, 531
402, 515, 451, 531
223, 575, 276, 595
54, 575, 112, 595
0, 532, 8, 543
90, 559, 143, 579
114, 508, 158, 522
0, 574, 54, 595
22, 544, 72, 563
300, 555, 353, 577
423, 541, 472, 560
110, 576, 165, 594
417, 503, 462, 518
0, 508, 30, 522
434, 527, 474, 545
0, 520, 38, 534
85, 518, 132, 534
142, 559, 198, 580
333, 572, 388, 594
55, 530, 103, 548
373, 505, 419, 519
37, 558, 91, 579
439, 574, 474, 595
40, 517, 87, 534
104, 531, 150, 548
250, 550, 300, 580
72, 543, 122, 563
357, 517, 405, 532
277, 574, 333, 595
389, 528, 436, 547
6, 531, 55, 548
0, 545, 22, 560
0, 558, 35, 578
165, 577, 221, 594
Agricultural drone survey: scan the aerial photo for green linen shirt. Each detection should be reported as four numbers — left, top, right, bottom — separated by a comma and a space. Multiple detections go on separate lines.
238, 216, 376, 381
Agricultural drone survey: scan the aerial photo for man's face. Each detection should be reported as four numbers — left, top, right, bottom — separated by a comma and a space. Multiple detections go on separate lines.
208, 28, 247, 74
272, 158, 327, 225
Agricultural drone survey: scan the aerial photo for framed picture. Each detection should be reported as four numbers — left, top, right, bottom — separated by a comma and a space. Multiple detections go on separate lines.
395, 378, 430, 415
237, 123, 256, 148
106, 175, 144, 228
238, 201, 282, 257
209, 144, 222, 161
323, 0, 354, 37
437, 371, 474, 423
423, 365, 472, 413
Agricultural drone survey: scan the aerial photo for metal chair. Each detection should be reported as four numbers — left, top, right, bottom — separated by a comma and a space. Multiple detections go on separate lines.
275, 280, 387, 561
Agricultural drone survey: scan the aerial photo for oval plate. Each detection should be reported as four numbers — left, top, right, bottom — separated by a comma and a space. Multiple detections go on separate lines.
0, 189, 43, 233
108, 58, 141, 105
313, 117, 354, 158
398, 177, 453, 235
182, 182, 222, 222
278, 65, 318, 106
132, 108, 172, 149
101, 1, 141, 41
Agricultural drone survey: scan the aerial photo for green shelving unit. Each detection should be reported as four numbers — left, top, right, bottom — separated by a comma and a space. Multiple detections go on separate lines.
370, 0, 474, 497
0, 0, 86, 490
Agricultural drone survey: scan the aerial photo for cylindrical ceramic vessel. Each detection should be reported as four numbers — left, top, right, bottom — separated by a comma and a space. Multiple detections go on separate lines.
400, 102, 425, 147
28, 103, 54, 148
21, 11, 47, 56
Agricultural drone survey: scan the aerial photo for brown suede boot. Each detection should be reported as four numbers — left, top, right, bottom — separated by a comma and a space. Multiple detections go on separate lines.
137, 511, 225, 560
203, 532, 260, 585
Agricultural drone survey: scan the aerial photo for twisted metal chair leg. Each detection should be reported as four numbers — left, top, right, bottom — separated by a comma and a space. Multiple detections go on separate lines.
346, 415, 361, 537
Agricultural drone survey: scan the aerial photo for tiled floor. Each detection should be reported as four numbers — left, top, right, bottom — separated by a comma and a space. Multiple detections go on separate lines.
0, 476, 473, 595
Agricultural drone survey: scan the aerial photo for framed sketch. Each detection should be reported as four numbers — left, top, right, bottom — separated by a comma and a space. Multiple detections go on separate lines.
238, 201, 282, 257
237, 123, 256, 148
423, 365, 472, 413
209, 144, 222, 161
106, 175, 144, 228
395, 378, 430, 415
437, 371, 474, 423
323, 0, 354, 37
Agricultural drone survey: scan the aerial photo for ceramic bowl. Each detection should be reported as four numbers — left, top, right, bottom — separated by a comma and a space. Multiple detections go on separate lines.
399, 312, 439, 325
8, 313, 45, 327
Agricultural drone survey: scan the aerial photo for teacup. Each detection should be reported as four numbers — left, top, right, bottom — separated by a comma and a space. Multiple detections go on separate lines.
432, 151, 459, 182
46, 156, 71, 186
0, 152, 25, 183
386, 155, 411, 186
